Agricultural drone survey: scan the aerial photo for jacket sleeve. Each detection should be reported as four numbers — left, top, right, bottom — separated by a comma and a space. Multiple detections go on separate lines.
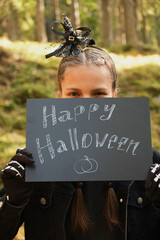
152, 148, 160, 164
0, 190, 25, 239
151, 148, 160, 214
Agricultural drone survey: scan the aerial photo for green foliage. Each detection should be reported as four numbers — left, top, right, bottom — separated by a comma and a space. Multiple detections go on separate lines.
13, 117, 26, 130
0, 112, 13, 130
0, 0, 36, 40
109, 44, 133, 54
118, 64, 160, 151
12, 84, 53, 104
118, 64, 160, 98
0, 44, 59, 176
109, 44, 160, 54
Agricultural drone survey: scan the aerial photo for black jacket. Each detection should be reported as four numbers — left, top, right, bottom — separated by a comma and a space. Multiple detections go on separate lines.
0, 149, 160, 240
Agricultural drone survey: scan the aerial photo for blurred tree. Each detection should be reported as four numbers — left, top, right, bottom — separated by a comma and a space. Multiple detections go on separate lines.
122, 0, 138, 45
139, 0, 148, 44
0, 0, 37, 41
111, 0, 122, 45
36, 0, 47, 42
0, 0, 9, 38
8, 1, 19, 41
101, 0, 113, 47
45, 1, 54, 41
79, 0, 99, 33
0, 0, 19, 41
153, 2, 160, 47
45, 0, 59, 42
54, 0, 60, 21
133, 0, 138, 38
52, 0, 60, 41
144, 0, 160, 46
71, 0, 81, 29
118, 0, 126, 44
0, 0, 159, 48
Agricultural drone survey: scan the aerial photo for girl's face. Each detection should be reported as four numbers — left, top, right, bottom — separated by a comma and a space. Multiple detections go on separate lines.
58, 65, 117, 98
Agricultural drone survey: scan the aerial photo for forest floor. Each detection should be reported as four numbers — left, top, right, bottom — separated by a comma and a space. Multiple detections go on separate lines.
0, 38, 160, 239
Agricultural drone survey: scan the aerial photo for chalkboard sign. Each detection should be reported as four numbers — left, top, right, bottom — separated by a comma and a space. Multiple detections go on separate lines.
26, 97, 152, 182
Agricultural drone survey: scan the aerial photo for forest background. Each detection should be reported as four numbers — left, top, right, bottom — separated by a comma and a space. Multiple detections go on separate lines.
0, 0, 160, 238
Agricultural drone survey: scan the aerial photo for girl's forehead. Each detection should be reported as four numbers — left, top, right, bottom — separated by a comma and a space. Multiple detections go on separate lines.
64, 65, 111, 79
61, 65, 113, 90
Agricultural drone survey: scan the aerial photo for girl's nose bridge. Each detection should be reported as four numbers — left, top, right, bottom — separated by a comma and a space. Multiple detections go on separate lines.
83, 93, 92, 98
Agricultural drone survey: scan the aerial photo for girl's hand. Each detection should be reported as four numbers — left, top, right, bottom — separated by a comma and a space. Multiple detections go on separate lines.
1, 148, 34, 206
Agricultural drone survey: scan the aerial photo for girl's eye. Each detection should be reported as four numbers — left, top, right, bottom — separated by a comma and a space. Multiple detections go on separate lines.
68, 92, 79, 97
94, 92, 108, 97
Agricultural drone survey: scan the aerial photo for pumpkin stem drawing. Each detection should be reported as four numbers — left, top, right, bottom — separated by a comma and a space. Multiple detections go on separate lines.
74, 155, 98, 174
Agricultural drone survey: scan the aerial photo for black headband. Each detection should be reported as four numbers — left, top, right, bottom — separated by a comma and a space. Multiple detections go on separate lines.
45, 14, 98, 59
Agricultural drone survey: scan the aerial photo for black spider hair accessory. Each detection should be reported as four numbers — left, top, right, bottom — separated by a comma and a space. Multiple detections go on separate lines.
45, 14, 96, 58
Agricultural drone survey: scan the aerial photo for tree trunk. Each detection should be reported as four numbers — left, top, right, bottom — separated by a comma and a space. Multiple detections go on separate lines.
155, 15, 160, 47
36, 0, 47, 42
71, 0, 80, 29
46, 0, 60, 41
122, 0, 138, 45
0, 1, 9, 39
101, 0, 113, 47
118, 0, 126, 44
139, 0, 148, 44
8, 2, 19, 41
133, 0, 138, 38
53, 0, 60, 22
1, 17, 8, 39
153, 4, 160, 47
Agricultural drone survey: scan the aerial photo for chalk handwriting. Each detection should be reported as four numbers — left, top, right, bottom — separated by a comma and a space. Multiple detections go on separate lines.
74, 105, 85, 122
88, 104, 99, 120
95, 133, 109, 147
58, 111, 73, 122
35, 128, 140, 166
100, 104, 116, 120
74, 155, 98, 174
125, 140, 140, 155
108, 135, 118, 149
57, 140, 68, 153
42, 103, 116, 128
36, 134, 55, 164
43, 106, 57, 128
82, 133, 92, 148
36, 138, 45, 164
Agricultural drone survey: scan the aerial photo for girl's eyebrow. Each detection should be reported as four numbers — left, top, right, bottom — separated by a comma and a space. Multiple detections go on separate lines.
65, 88, 109, 91
91, 88, 109, 92
65, 88, 80, 91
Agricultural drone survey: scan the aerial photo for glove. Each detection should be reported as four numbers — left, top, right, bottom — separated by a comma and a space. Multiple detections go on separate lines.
1, 148, 34, 206
145, 163, 160, 207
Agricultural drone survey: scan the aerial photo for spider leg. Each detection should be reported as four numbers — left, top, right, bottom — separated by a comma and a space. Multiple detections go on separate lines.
45, 42, 67, 58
